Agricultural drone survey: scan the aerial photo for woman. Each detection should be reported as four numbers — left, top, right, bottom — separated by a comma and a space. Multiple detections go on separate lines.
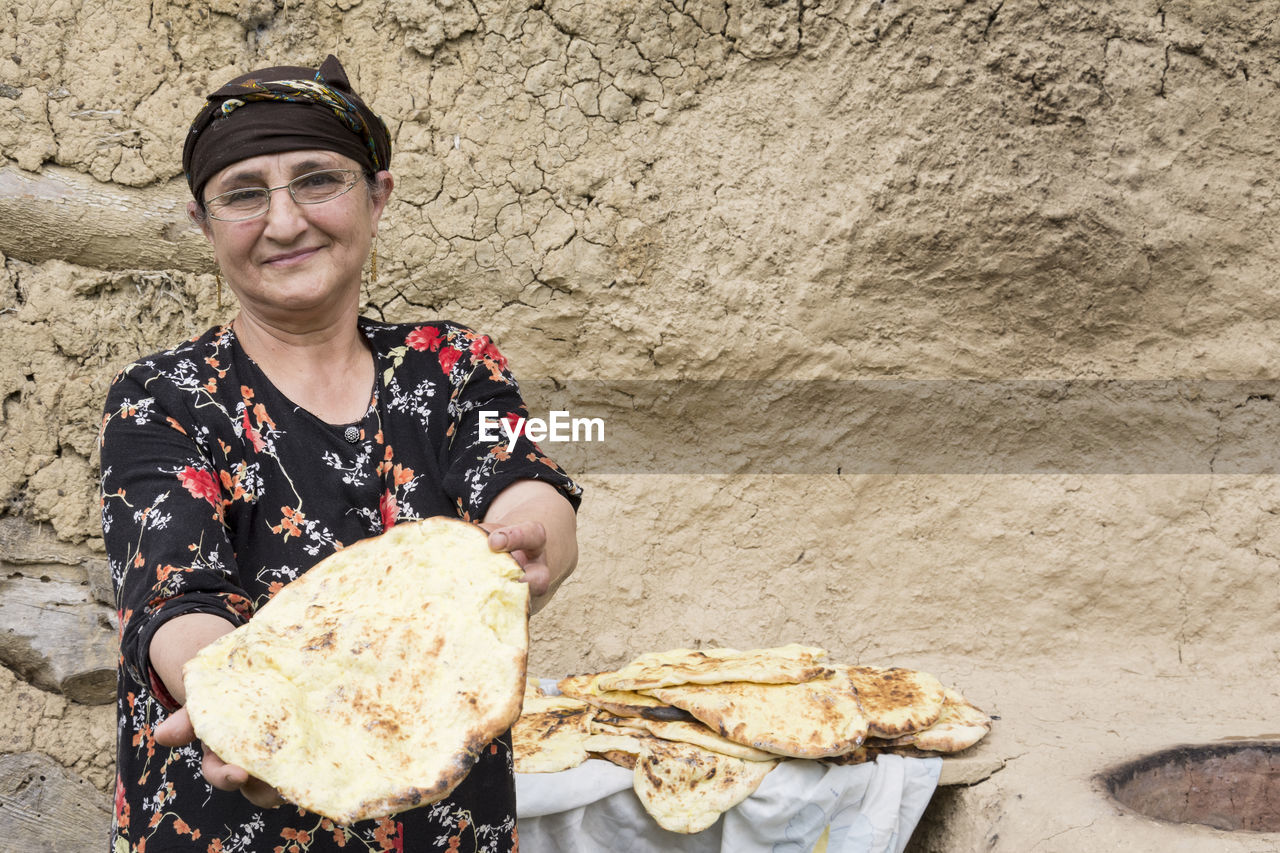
99, 55, 581, 852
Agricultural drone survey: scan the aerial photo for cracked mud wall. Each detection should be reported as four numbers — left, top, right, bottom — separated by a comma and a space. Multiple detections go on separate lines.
2, 0, 1280, 845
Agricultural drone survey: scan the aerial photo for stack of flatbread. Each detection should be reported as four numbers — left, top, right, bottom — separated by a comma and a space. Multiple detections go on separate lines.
513, 644, 992, 834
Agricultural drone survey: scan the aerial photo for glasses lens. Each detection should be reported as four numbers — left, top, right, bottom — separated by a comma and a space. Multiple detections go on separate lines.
207, 189, 270, 221
291, 170, 358, 204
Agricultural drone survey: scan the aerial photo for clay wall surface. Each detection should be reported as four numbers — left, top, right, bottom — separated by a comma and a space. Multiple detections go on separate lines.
2, 0, 1279, 848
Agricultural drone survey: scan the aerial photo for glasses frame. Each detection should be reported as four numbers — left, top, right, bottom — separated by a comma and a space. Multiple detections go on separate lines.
203, 168, 363, 222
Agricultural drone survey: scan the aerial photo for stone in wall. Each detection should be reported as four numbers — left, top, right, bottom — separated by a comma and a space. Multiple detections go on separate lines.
389, 0, 480, 58
0, 752, 111, 853
0, 666, 114, 792
0, 518, 116, 704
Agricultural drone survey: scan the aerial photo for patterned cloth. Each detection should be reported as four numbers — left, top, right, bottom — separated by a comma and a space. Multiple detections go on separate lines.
182, 55, 391, 204
214, 77, 386, 171
100, 319, 581, 853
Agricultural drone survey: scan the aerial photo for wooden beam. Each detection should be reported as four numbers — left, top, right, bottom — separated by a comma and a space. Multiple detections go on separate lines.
0, 164, 213, 272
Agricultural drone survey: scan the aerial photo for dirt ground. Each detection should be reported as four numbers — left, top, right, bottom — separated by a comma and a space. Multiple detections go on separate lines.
906, 653, 1280, 852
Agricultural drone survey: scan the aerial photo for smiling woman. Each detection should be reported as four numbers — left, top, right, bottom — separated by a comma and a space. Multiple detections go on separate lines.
98, 55, 582, 853
193, 148, 392, 405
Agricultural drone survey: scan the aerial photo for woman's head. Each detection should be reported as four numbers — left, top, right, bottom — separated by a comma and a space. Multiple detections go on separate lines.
184, 55, 391, 211
195, 148, 390, 316
184, 57, 394, 320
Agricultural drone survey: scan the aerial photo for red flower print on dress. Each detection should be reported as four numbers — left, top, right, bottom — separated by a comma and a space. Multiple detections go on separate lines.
280, 827, 310, 844
219, 465, 254, 503
272, 506, 305, 540
224, 594, 254, 620
406, 325, 444, 352
438, 346, 462, 375
321, 819, 349, 847
380, 490, 398, 529
373, 818, 402, 851
114, 773, 129, 826
242, 408, 266, 452
253, 402, 277, 430
469, 335, 508, 370
156, 564, 188, 582
177, 466, 221, 506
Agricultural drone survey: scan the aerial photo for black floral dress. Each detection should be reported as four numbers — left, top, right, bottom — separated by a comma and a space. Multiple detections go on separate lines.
99, 319, 581, 853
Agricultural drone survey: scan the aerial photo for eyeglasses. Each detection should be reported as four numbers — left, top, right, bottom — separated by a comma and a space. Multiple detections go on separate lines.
203, 169, 362, 222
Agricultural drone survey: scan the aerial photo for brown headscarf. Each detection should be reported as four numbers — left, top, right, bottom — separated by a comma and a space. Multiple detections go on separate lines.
183, 55, 392, 205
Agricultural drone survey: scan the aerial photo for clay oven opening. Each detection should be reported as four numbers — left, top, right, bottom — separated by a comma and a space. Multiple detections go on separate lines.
1102, 742, 1280, 832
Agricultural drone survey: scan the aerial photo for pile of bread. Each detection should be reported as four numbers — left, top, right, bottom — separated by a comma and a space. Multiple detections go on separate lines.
514, 644, 991, 834
178, 519, 990, 831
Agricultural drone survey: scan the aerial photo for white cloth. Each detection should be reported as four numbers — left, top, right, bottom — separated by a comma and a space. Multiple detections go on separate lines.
516, 754, 940, 853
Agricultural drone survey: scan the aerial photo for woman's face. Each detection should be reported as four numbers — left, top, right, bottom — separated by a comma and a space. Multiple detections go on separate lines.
190, 149, 392, 322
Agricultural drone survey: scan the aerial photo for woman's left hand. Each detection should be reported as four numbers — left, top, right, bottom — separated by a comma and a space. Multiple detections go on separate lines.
481, 480, 578, 613
481, 520, 552, 598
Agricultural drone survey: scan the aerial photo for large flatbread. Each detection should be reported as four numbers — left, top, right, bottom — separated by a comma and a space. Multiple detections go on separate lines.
596, 644, 830, 692
581, 725, 778, 829
594, 713, 778, 761
512, 694, 594, 773
634, 739, 778, 833
822, 746, 873, 766
183, 517, 529, 824
842, 665, 946, 739
557, 672, 696, 722
878, 688, 992, 753
645, 668, 868, 759
583, 724, 656, 770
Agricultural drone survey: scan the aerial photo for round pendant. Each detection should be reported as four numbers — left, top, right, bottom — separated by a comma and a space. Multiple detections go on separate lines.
344, 426, 360, 444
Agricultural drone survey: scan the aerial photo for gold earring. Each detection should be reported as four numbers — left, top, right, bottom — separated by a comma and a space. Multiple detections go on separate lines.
215, 271, 223, 309
370, 243, 378, 284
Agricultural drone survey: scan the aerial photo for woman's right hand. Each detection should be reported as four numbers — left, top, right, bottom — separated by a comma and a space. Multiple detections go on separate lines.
154, 706, 286, 810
